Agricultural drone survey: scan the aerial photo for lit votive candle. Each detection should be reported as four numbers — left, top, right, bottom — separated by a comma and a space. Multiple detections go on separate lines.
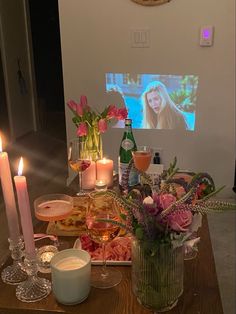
96, 158, 113, 187
95, 179, 107, 192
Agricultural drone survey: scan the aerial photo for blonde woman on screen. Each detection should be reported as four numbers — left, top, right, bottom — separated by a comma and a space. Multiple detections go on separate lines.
142, 81, 188, 130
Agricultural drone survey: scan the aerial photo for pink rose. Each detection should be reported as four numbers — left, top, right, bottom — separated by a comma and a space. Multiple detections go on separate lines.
107, 105, 118, 119
153, 193, 176, 210
116, 107, 128, 120
76, 103, 84, 117
67, 99, 77, 111
98, 119, 108, 133
76, 122, 88, 137
167, 210, 193, 232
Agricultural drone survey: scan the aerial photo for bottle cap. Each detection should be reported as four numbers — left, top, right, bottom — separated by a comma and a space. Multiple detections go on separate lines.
153, 152, 160, 164
125, 118, 132, 126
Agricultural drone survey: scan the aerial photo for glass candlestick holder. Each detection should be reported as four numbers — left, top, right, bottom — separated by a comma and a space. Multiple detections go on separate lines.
16, 251, 51, 302
1, 236, 27, 285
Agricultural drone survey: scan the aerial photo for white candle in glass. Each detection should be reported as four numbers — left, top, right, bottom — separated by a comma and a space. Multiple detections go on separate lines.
0, 136, 20, 242
14, 157, 36, 258
96, 158, 113, 187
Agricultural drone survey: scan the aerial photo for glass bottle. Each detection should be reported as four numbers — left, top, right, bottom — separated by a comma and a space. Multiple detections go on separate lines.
118, 118, 139, 187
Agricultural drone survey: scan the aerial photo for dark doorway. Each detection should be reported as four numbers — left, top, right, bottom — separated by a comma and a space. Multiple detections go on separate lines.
0, 49, 10, 141
28, 0, 66, 141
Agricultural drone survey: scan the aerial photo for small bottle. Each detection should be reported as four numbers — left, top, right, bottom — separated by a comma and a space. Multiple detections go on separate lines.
153, 152, 161, 164
118, 118, 139, 187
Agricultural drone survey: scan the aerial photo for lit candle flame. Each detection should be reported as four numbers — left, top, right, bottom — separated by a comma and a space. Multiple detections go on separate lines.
18, 157, 24, 176
0, 135, 2, 153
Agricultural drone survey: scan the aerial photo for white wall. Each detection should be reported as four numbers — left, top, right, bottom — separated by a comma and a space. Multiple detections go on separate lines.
58, 0, 235, 198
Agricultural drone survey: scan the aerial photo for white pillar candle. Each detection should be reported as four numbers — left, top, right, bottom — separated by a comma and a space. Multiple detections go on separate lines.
96, 158, 113, 187
82, 161, 96, 190
14, 157, 36, 258
0, 136, 20, 242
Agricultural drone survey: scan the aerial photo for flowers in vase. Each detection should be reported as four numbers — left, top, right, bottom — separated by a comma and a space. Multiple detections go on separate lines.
67, 95, 128, 160
67, 95, 128, 138
107, 157, 235, 251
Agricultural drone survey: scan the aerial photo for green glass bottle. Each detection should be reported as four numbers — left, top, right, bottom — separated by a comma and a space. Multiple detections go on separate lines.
118, 118, 139, 186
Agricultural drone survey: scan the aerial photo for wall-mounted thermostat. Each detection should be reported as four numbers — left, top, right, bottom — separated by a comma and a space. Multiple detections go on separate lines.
200, 26, 214, 47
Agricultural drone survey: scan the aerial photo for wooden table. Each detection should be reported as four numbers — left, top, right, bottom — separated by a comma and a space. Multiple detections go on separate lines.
0, 217, 223, 314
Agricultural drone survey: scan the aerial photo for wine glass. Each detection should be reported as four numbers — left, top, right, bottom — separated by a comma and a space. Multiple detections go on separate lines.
132, 145, 152, 172
86, 191, 122, 289
68, 139, 91, 196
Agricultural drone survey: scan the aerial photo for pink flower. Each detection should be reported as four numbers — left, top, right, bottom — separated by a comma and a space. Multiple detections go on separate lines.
80, 95, 87, 106
153, 193, 176, 210
67, 100, 77, 111
167, 210, 193, 232
175, 186, 186, 199
76, 122, 88, 137
116, 107, 128, 120
107, 105, 118, 119
98, 119, 108, 133
76, 103, 84, 117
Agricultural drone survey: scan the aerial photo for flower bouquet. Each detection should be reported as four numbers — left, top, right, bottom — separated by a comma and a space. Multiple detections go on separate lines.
67, 95, 128, 160
104, 157, 235, 312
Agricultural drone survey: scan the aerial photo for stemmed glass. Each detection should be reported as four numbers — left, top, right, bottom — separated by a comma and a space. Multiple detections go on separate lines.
132, 145, 152, 172
86, 192, 122, 289
68, 139, 91, 196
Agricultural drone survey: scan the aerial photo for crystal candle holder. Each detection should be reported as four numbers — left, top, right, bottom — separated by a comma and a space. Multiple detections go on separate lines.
1, 236, 27, 285
16, 251, 51, 302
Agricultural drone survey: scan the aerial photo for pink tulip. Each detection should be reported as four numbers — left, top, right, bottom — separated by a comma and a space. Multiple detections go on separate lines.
67, 100, 77, 111
116, 107, 128, 120
76, 122, 88, 137
76, 103, 84, 117
107, 105, 118, 119
80, 95, 88, 106
167, 210, 193, 232
98, 119, 108, 133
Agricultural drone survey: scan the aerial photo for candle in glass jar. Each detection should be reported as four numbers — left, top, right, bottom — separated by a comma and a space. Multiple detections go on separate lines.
14, 157, 36, 258
0, 135, 20, 242
96, 158, 113, 187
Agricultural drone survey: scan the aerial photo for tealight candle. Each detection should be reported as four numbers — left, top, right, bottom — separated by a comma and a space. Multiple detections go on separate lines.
0, 135, 20, 242
95, 179, 107, 192
96, 158, 113, 187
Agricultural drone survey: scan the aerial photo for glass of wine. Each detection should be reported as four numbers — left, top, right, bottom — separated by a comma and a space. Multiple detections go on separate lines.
68, 139, 91, 196
86, 191, 122, 289
132, 145, 152, 172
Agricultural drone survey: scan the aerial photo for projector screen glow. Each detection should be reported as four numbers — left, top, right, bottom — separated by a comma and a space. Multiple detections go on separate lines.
106, 73, 199, 131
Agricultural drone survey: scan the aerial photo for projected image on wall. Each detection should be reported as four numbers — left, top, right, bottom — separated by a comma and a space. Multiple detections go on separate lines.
106, 73, 199, 131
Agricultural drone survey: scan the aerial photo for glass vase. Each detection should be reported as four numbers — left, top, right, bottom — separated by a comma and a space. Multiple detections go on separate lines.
131, 239, 184, 312
82, 129, 103, 161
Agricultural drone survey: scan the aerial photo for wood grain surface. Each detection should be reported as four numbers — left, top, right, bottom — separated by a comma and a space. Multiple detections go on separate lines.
0, 217, 223, 314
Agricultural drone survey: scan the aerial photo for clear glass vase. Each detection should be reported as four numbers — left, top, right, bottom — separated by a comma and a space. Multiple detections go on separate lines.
82, 129, 103, 161
131, 239, 184, 312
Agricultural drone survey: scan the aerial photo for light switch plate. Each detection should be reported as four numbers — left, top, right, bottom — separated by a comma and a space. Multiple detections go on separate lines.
130, 29, 150, 48
200, 26, 214, 47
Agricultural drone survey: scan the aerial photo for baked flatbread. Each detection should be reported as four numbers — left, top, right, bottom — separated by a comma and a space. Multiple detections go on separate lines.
46, 196, 89, 236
